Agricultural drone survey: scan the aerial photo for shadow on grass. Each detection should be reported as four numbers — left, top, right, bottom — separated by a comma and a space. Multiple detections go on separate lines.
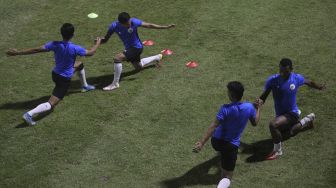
15, 110, 53, 128
160, 155, 221, 188
0, 66, 156, 110
240, 139, 273, 163
241, 131, 293, 163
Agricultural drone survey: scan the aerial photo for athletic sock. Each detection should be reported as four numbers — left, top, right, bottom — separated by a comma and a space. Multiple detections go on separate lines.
113, 63, 122, 85
217, 178, 230, 188
274, 142, 282, 152
77, 68, 88, 87
27, 102, 52, 116
140, 54, 161, 67
300, 115, 314, 128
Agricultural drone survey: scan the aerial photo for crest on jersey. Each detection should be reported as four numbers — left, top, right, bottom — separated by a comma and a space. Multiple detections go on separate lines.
290, 84, 295, 90
128, 28, 133, 33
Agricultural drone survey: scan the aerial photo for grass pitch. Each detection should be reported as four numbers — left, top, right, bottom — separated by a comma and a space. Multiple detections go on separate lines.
0, 0, 335, 187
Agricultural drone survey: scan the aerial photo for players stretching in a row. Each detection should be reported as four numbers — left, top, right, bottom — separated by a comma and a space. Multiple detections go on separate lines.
194, 59, 324, 188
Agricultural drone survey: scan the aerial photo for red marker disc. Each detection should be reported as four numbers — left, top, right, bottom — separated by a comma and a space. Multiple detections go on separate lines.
161, 49, 173, 55
186, 61, 198, 68
142, 40, 154, 46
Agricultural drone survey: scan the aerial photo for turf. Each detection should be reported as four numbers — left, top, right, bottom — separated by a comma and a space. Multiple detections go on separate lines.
0, 0, 335, 187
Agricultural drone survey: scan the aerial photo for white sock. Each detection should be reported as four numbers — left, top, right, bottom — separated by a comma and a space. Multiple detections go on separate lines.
140, 54, 161, 67
27, 102, 52, 116
300, 114, 314, 128
77, 68, 88, 87
217, 178, 230, 188
274, 142, 282, 152
113, 63, 122, 85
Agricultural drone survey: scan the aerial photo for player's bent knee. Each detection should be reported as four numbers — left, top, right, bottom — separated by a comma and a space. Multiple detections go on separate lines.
269, 120, 278, 128
76, 62, 84, 71
114, 53, 124, 62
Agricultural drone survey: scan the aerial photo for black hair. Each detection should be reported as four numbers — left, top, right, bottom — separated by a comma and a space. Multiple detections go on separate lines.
279, 58, 293, 70
61, 23, 74, 40
118, 12, 130, 24
227, 81, 244, 101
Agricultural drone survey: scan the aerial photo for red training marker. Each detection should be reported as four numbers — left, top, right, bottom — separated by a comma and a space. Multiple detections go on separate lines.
186, 61, 198, 68
142, 40, 154, 46
161, 49, 173, 55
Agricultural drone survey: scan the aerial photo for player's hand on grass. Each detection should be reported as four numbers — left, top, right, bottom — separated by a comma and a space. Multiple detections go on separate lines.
6, 48, 18, 56
193, 141, 204, 153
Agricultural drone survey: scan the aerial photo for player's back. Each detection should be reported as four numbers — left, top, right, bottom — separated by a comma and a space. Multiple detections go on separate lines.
213, 102, 255, 146
45, 41, 86, 78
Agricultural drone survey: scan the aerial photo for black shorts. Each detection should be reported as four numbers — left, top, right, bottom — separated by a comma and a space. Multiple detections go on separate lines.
282, 112, 300, 126
274, 112, 300, 133
123, 47, 143, 64
211, 137, 239, 171
52, 71, 71, 99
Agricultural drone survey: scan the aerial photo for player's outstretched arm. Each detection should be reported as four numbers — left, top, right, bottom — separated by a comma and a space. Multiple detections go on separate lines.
100, 32, 112, 44
255, 88, 271, 107
85, 37, 102, 56
141, 22, 175, 29
6, 46, 48, 56
304, 79, 326, 90
250, 106, 261, 126
193, 119, 219, 153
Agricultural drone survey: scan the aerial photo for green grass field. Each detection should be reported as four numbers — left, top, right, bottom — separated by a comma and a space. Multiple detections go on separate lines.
1, 0, 335, 187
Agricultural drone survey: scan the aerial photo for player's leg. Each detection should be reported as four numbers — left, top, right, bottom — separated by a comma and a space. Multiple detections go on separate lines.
211, 138, 238, 188
139, 54, 163, 68
290, 113, 315, 135
126, 47, 143, 70
23, 72, 70, 125
103, 53, 126, 91
267, 114, 297, 160
74, 61, 95, 92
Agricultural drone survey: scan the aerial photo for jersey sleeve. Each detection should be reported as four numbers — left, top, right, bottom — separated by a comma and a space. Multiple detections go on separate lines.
249, 103, 257, 120
296, 74, 305, 86
75, 45, 86, 57
264, 75, 274, 91
216, 105, 228, 122
44, 41, 55, 51
131, 18, 143, 27
107, 22, 116, 35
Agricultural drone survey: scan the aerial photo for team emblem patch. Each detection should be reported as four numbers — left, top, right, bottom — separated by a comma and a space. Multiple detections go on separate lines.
290, 84, 295, 90
128, 28, 133, 33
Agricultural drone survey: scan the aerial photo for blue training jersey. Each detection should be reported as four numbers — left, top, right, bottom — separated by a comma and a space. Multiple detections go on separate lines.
107, 18, 143, 50
265, 73, 305, 116
212, 102, 256, 147
44, 41, 86, 78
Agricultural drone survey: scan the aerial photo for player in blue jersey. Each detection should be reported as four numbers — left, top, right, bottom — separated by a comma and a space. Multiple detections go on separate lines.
6, 23, 101, 126
99, 12, 175, 91
193, 81, 261, 188
255, 58, 325, 160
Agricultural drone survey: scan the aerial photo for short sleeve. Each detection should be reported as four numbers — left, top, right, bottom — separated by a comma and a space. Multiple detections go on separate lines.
131, 18, 143, 27
249, 104, 256, 119
216, 106, 228, 122
107, 22, 116, 35
264, 75, 274, 91
75, 45, 86, 57
296, 74, 305, 86
44, 41, 54, 51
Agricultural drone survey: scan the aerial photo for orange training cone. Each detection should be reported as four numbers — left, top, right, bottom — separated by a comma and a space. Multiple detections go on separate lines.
186, 61, 198, 68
